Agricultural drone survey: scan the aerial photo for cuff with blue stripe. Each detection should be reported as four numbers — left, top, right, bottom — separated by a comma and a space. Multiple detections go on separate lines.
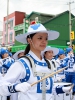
8, 84, 18, 93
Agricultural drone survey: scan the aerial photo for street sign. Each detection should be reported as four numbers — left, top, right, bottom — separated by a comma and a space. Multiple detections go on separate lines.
71, 31, 74, 40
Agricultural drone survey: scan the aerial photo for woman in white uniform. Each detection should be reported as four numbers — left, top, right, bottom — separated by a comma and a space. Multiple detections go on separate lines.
0, 23, 73, 100
13, 50, 24, 60
0, 48, 15, 100
41, 46, 59, 68
41, 46, 61, 81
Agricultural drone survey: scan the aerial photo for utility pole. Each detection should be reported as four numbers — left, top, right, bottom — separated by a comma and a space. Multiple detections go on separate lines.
69, 2, 72, 46
68, 1, 74, 46
6, 0, 9, 46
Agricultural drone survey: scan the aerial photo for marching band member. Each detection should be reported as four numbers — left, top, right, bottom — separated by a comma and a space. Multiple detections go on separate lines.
41, 46, 60, 82
0, 23, 73, 100
0, 48, 15, 100
55, 49, 67, 82
65, 47, 75, 95
13, 50, 24, 60
0, 48, 15, 75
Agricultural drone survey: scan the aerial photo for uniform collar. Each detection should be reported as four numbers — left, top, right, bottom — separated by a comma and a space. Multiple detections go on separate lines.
28, 50, 45, 62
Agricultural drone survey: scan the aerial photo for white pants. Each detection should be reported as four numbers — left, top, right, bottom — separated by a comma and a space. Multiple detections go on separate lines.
0, 96, 7, 100
10, 93, 18, 100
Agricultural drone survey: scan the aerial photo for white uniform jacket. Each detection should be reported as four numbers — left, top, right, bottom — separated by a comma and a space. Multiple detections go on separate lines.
0, 51, 69, 100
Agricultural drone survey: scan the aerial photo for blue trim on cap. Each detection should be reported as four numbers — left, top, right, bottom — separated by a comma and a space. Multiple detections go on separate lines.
19, 59, 30, 82
1, 49, 8, 56
31, 24, 40, 30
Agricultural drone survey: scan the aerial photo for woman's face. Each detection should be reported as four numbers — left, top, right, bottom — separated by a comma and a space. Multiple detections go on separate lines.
29, 33, 48, 52
59, 54, 65, 59
68, 51, 74, 56
18, 52, 24, 58
2, 53, 9, 58
44, 50, 54, 60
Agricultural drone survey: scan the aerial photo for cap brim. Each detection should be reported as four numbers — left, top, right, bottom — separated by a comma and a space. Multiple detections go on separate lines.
15, 30, 59, 44
42, 47, 59, 56
48, 47, 59, 56
13, 50, 24, 60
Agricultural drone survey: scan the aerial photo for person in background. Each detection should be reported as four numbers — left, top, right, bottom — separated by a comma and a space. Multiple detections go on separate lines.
65, 47, 75, 95
0, 48, 15, 74
0, 48, 15, 100
41, 46, 59, 67
41, 46, 60, 82
55, 49, 68, 82
13, 50, 24, 60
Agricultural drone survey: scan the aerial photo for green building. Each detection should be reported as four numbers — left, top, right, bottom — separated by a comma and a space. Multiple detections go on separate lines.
12, 10, 75, 53
44, 11, 75, 46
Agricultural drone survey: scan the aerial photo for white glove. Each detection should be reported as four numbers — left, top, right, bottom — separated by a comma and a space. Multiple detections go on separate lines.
15, 82, 31, 94
62, 86, 72, 93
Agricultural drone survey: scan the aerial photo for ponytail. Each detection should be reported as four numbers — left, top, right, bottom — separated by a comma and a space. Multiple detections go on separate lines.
24, 44, 30, 55
24, 33, 36, 55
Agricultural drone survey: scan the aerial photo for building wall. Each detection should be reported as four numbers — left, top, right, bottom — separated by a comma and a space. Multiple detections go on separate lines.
15, 11, 25, 25
28, 13, 54, 23
2, 11, 25, 46
2, 16, 15, 45
0, 31, 3, 46
44, 11, 75, 46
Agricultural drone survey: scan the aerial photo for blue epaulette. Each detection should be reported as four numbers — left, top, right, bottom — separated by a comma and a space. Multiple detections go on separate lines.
19, 58, 30, 82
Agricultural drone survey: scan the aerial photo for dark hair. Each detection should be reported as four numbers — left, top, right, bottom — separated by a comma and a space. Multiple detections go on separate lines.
44, 58, 51, 69
24, 33, 36, 55
43, 51, 47, 58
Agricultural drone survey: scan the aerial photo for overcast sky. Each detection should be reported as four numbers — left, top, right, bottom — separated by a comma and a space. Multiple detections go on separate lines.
0, 0, 75, 31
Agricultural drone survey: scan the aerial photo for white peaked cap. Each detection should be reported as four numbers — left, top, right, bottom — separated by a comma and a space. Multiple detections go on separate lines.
13, 50, 24, 60
15, 23, 60, 44
41, 46, 59, 56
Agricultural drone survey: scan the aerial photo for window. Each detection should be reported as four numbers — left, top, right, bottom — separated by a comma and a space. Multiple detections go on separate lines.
9, 20, 13, 30
10, 32, 13, 43
5, 34, 7, 44
5, 20, 13, 31
5, 23, 7, 31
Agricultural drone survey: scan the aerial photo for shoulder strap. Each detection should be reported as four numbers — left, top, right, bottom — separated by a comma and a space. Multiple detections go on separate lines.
20, 55, 36, 73
19, 58, 30, 82
20, 55, 33, 68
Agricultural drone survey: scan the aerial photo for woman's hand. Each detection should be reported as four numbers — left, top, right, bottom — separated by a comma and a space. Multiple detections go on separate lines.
15, 82, 31, 94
